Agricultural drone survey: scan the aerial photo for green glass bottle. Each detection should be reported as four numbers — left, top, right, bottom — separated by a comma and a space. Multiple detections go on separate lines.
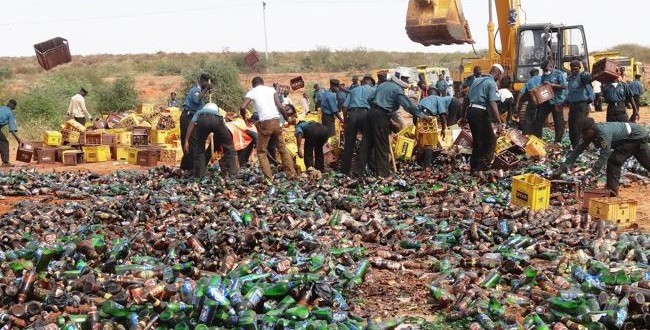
238, 310, 257, 329
488, 297, 505, 318
480, 271, 502, 288
263, 282, 294, 298
101, 301, 129, 318
312, 307, 333, 321
285, 306, 309, 320
348, 259, 370, 288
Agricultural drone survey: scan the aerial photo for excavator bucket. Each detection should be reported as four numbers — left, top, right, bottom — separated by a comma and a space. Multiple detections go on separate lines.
406, 0, 474, 46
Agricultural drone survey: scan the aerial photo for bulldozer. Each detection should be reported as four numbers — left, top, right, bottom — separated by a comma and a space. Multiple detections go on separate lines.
406, 0, 590, 92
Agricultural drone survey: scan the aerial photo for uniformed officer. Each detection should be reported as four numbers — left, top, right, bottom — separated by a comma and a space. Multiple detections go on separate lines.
534, 60, 567, 142
602, 78, 639, 122
461, 66, 483, 96
463, 64, 504, 174
184, 103, 239, 178
630, 74, 645, 112
295, 120, 331, 171
516, 69, 541, 134
353, 68, 428, 178
562, 117, 650, 196
180, 73, 212, 171
0, 100, 21, 167
340, 75, 374, 175
566, 60, 594, 148
320, 79, 344, 137
418, 94, 451, 138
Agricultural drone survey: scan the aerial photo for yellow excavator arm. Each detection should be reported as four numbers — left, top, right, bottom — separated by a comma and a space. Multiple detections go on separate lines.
406, 0, 474, 46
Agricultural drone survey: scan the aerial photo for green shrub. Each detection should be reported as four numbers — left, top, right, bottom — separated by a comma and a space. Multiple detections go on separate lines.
0, 66, 12, 82
95, 76, 139, 113
154, 60, 183, 76
182, 60, 245, 112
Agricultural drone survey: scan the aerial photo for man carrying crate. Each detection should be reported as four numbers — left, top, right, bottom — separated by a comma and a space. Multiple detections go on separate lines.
561, 117, 650, 196
0, 100, 21, 167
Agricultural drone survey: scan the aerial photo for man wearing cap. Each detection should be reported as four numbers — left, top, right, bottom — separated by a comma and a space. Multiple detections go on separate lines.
516, 69, 542, 134
464, 64, 504, 174
67, 88, 92, 125
602, 77, 639, 123
184, 103, 238, 178
180, 73, 212, 171
566, 60, 594, 148
630, 74, 645, 113
435, 74, 447, 96
349, 76, 360, 90
533, 60, 567, 142
340, 75, 374, 175
168, 92, 178, 107
320, 79, 343, 137
562, 117, 650, 196
0, 100, 21, 167
240, 76, 296, 182
313, 84, 325, 112
294, 120, 330, 171
353, 68, 428, 178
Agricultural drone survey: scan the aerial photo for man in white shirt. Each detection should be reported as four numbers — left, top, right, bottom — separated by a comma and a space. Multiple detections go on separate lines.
300, 93, 310, 116
592, 80, 603, 112
445, 76, 455, 97
282, 90, 293, 106
67, 88, 91, 125
240, 76, 296, 182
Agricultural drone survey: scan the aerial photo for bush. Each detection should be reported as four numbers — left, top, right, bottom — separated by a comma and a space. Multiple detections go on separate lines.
0, 66, 12, 82
154, 60, 183, 76
182, 60, 245, 112
95, 76, 139, 113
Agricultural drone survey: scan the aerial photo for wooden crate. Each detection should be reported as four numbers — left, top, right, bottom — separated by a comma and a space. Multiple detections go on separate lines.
582, 188, 611, 212
102, 134, 116, 145
132, 128, 149, 146
290, 76, 305, 90
35, 148, 57, 164
83, 131, 103, 146
62, 150, 84, 166
160, 148, 182, 163
592, 58, 620, 84
16, 143, 35, 163
33, 37, 71, 70
137, 149, 159, 167
530, 84, 554, 105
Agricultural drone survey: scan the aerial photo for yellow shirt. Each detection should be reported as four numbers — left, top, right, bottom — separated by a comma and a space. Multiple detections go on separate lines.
67, 94, 90, 118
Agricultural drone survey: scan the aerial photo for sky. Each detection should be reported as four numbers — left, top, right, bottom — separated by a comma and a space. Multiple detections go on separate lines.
1, 0, 647, 57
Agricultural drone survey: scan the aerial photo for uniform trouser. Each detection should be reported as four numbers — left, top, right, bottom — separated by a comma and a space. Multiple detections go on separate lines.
467, 107, 496, 172
74, 117, 86, 125
192, 115, 239, 178
606, 102, 628, 122
534, 102, 564, 142
180, 110, 195, 171
304, 125, 330, 171
568, 101, 590, 148
354, 107, 392, 177
594, 93, 603, 111
633, 95, 641, 110
607, 140, 650, 194
321, 113, 336, 137
340, 108, 368, 174
521, 101, 537, 135
0, 129, 9, 164
256, 118, 296, 180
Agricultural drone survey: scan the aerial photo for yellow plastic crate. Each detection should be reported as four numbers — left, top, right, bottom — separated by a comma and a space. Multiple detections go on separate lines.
128, 147, 139, 165
524, 135, 547, 157
394, 136, 415, 160
151, 130, 171, 145
511, 173, 551, 211
397, 125, 416, 138
305, 113, 321, 123
495, 136, 513, 154
589, 197, 638, 224
43, 131, 63, 146
117, 131, 132, 146
82, 145, 110, 163
437, 129, 453, 150
137, 103, 154, 114
113, 146, 129, 161
160, 148, 182, 163
286, 143, 298, 158
295, 156, 306, 172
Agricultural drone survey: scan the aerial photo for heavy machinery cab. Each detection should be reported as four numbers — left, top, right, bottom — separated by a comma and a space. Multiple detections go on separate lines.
514, 24, 588, 84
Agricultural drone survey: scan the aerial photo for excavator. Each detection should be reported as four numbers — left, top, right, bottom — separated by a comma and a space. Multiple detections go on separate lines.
405, 0, 590, 92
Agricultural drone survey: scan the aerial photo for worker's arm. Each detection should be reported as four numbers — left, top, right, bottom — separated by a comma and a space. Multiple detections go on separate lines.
439, 114, 448, 139
80, 98, 91, 119
240, 98, 253, 125
397, 92, 426, 119
295, 134, 304, 158
626, 85, 640, 122
563, 139, 590, 170
325, 94, 343, 123
274, 93, 290, 121
183, 120, 196, 153
7, 113, 20, 143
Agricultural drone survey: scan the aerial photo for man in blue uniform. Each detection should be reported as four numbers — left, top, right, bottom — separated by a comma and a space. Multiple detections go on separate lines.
180, 73, 212, 171
313, 84, 325, 112
630, 74, 645, 113
340, 76, 374, 175
516, 69, 542, 135
295, 120, 331, 171
461, 66, 483, 96
602, 78, 639, 122
435, 74, 447, 96
464, 64, 504, 174
184, 103, 238, 178
566, 60, 594, 148
534, 60, 567, 143
353, 68, 428, 177
562, 117, 650, 196
0, 100, 21, 167
320, 79, 344, 137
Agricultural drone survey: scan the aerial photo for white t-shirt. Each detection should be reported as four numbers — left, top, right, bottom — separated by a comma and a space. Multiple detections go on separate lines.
245, 85, 281, 121
592, 80, 602, 94
497, 88, 514, 103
